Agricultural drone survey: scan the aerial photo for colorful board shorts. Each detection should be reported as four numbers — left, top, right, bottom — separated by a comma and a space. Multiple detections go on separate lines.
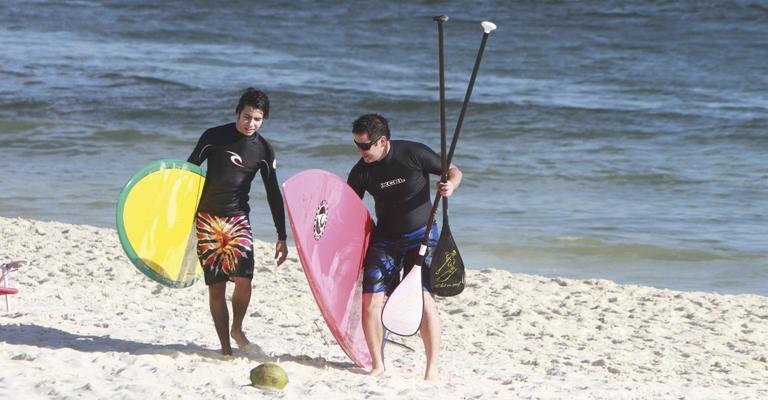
195, 212, 254, 285
362, 223, 439, 295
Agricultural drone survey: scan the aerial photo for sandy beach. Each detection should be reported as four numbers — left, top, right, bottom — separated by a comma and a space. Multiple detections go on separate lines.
1, 216, 767, 399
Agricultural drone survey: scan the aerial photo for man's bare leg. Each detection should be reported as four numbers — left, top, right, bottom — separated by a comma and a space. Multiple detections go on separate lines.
421, 292, 441, 380
230, 276, 252, 348
208, 282, 232, 355
362, 292, 386, 376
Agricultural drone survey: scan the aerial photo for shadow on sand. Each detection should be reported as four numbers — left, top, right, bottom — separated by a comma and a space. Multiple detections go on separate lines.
0, 323, 366, 374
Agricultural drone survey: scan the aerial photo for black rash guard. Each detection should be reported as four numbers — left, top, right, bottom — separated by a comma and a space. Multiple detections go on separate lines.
347, 140, 442, 235
187, 122, 287, 240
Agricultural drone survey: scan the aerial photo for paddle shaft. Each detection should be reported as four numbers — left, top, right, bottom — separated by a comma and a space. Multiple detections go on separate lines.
435, 15, 449, 225
434, 16, 448, 180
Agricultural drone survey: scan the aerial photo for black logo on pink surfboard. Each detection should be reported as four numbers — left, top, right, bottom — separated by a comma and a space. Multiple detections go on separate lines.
313, 200, 329, 240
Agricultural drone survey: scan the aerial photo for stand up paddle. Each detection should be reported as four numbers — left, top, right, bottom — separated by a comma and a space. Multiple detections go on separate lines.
430, 16, 463, 297
430, 21, 498, 296
382, 19, 497, 336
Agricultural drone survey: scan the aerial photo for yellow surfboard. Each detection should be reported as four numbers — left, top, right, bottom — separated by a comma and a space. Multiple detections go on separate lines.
116, 160, 206, 288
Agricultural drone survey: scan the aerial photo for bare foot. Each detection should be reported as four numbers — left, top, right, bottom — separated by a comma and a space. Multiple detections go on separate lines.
231, 331, 265, 355
230, 331, 250, 348
424, 371, 440, 381
368, 367, 385, 377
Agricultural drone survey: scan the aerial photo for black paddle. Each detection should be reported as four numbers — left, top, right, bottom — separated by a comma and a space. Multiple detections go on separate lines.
428, 15, 466, 297
429, 200, 465, 295
382, 19, 497, 336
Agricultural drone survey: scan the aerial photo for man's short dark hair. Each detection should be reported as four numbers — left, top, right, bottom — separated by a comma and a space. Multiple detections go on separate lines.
352, 114, 390, 140
236, 87, 269, 119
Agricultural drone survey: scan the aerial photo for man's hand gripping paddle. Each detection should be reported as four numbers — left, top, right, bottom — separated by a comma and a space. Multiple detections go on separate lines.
381, 18, 497, 336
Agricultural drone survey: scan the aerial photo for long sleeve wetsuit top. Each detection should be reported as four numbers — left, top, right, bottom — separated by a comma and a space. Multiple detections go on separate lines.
188, 122, 287, 240
347, 140, 442, 235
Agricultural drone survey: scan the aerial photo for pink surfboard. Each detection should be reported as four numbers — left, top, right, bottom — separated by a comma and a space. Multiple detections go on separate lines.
283, 169, 373, 370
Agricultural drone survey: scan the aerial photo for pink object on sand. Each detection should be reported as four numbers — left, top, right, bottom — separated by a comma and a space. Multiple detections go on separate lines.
0, 287, 17, 295
1, 260, 25, 312
283, 169, 373, 370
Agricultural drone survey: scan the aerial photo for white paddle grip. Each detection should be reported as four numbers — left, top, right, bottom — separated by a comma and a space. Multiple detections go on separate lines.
482, 21, 497, 33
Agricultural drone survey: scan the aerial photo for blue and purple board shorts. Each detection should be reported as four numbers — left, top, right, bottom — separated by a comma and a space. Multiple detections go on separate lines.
362, 224, 439, 295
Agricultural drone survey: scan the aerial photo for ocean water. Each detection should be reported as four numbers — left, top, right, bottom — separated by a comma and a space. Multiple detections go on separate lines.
1, 1, 766, 295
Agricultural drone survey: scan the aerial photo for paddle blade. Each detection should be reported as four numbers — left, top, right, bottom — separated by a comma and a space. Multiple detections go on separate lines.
429, 223, 465, 297
381, 265, 424, 336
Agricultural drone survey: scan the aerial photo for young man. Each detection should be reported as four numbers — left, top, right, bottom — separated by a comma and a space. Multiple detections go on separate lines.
346, 113, 462, 380
187, 88, 288, 356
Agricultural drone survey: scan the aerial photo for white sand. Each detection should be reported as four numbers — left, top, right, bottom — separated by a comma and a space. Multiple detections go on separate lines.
1, 216, 767, 399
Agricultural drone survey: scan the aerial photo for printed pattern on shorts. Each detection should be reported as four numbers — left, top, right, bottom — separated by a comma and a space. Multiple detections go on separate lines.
362, 224, 438, 294
195, 213, 253, 278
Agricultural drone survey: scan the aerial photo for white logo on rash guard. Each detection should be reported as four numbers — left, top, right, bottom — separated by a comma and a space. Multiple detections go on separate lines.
380, 178, 406, 189
226, 151, 244, 167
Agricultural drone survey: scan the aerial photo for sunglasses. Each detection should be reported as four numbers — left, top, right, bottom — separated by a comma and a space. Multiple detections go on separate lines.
353, 136, 381, 150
